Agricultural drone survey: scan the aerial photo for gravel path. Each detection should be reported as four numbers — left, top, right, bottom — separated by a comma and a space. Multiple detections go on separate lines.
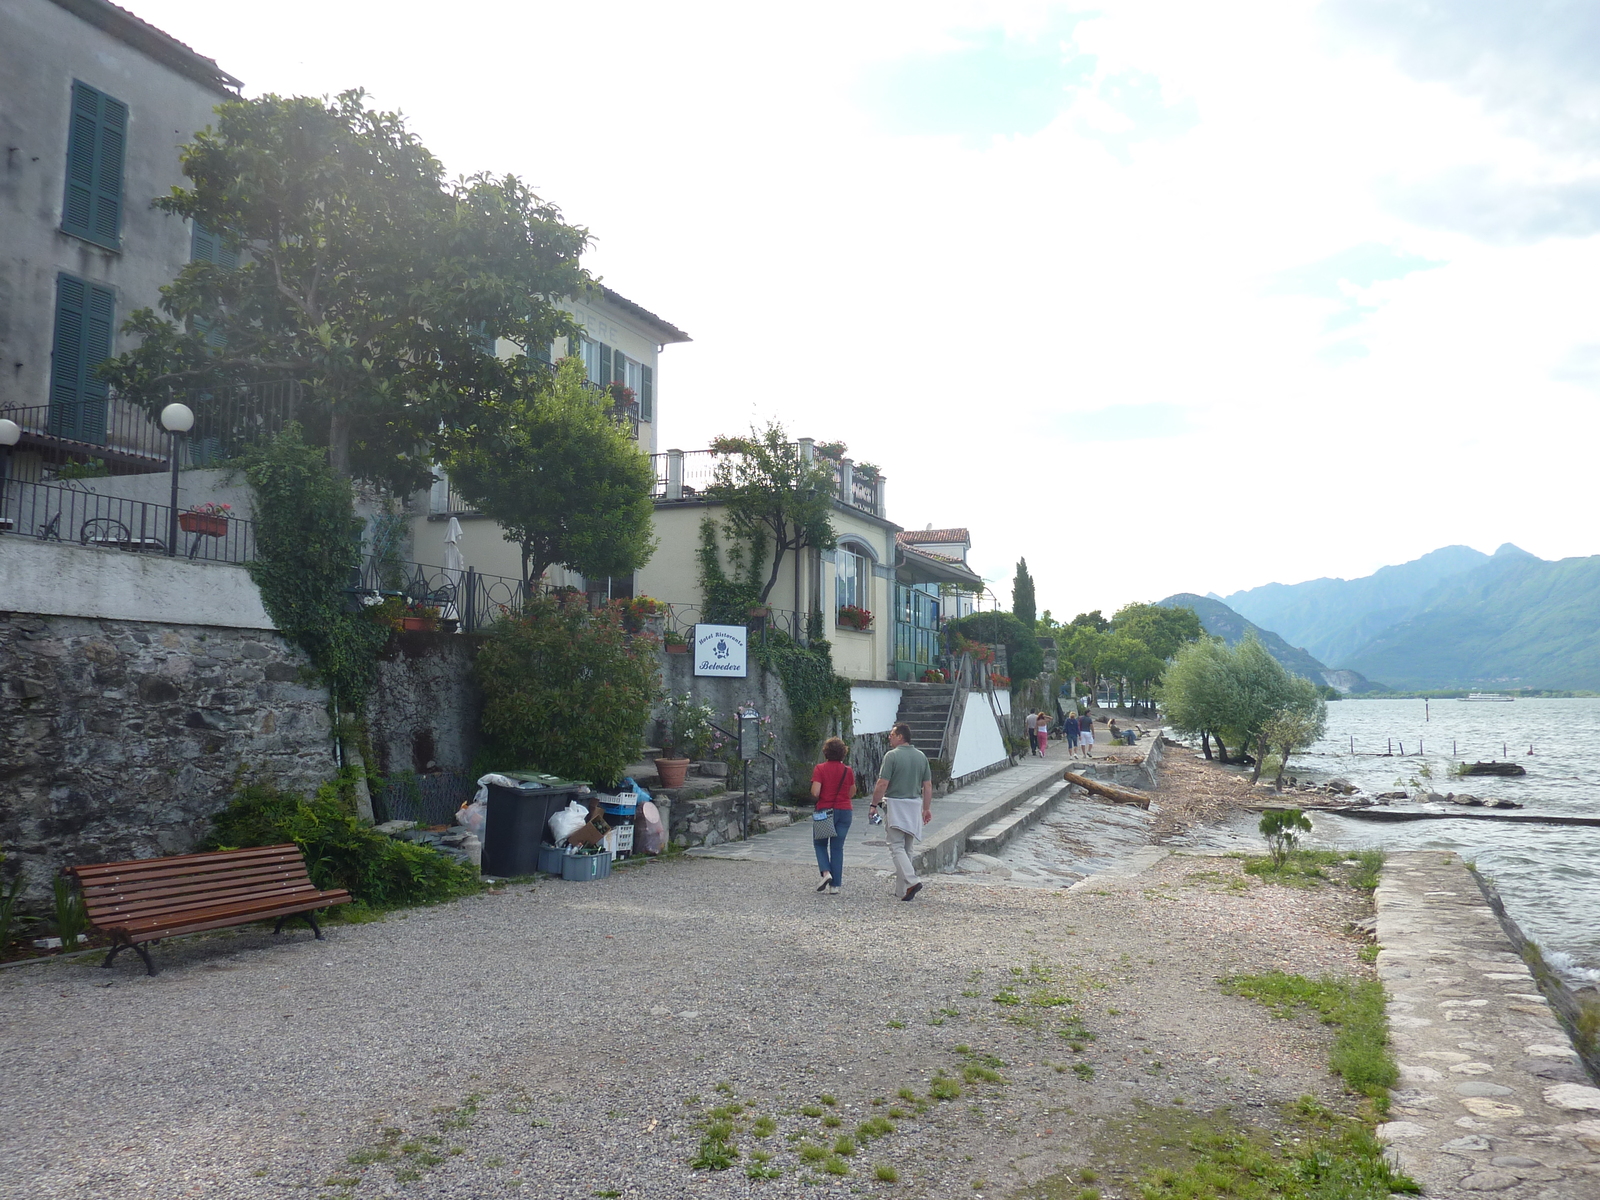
0, 849, 1375, 1200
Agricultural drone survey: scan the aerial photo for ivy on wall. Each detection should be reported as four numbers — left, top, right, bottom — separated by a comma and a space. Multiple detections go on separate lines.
244, 425, 390, 712
752, 630, 852, 750
696, 514, 765, 624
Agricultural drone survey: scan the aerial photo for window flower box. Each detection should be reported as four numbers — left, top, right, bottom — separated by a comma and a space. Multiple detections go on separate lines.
836, 604, 873, 631
178, 502, 231, 538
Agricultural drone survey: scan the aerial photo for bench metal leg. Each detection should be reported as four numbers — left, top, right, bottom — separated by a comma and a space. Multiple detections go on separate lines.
273, 911, 325, 939
133, 942, 157, 976
103, 939, 157, 976
101, 941, 125, 969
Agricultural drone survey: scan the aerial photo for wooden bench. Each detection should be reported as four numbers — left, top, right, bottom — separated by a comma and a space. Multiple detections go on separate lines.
65, 844, 352, 976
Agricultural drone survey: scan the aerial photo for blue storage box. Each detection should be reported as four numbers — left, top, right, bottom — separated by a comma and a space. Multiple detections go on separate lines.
561, 852, 612, 882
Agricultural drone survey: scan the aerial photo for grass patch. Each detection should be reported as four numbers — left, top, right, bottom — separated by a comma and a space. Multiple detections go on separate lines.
1245, 849, 1385, 891
823, 1155, 850, 1176
1018, 1100, 1418, 1200
801, 1104, 824, 1118
929, 1073, 962, 1101
797, 1142, 829, 1164
751, 1115, 776, 1138
1222, 971, 1397, 1108
833, 1136, 857, 1156
875, 1163, 900, 1182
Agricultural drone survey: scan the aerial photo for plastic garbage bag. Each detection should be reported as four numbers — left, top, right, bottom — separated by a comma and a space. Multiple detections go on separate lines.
547, 799, 589, 844
623, 775, 652, 803
638, 800, 665, 855
456, 798, 487, 836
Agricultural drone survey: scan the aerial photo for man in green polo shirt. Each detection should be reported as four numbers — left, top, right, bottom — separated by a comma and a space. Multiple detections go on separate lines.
870, 722, 934, 901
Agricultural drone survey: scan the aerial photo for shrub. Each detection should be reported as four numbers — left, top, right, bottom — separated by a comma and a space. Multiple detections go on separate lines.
205, 781, 479, 908
475, 592, 661, 783
1260, 808, 1313, 866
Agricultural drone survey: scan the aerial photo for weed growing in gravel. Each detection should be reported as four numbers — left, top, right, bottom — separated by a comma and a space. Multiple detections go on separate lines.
857, 1116, 895, 1141
1246, 849, 1385, 891
888, 1019, 907, 1028
751, 1115, 777, 1138
819, 1093, 837, 1106
822, 1114, 843, 1129
1072, 1062, 1095, 1080
801, 1104, 825, 1118
1358, 943, 1380, 964
875, 1163, 900, 1182
929, 1073, 962, 1101
1222, 971, 1397, 1109
745, 1150, 782, 1180
833, 1135, 857, 1156
896, 1086, 917, 1102
823, 1154, 850, 1175
797, 1142, 829, 1164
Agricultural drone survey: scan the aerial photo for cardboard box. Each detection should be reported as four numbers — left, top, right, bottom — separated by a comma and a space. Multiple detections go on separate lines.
564, 804, 611, 847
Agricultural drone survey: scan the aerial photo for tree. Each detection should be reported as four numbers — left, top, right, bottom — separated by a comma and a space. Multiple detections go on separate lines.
1070, 609, 1110, 633
1159, 636, 1243, 761
1111, 603, 1204, 662
444, 359, 656, 589
706, 423, 839, 606
475, 593, 662, 784
104, 90, 591, 491
1012, 559, 1037, 629
1060, 624, 1108, 700
947, 611, 1044, 682
1260, 679, 1329, 788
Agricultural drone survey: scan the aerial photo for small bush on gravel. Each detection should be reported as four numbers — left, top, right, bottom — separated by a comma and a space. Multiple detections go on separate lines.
928, 1074, 961, 1100
874, 1163, 900, 1182
205, 781, 479, 908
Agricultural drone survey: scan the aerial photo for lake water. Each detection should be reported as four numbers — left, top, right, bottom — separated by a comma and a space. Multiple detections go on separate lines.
1288, 697, 1599, 986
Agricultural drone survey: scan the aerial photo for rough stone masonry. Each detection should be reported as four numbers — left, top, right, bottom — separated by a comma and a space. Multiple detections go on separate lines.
0, 612, 334, 900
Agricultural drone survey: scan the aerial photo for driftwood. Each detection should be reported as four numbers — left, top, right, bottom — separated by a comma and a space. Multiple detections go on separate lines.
1062, 771, 1151, 810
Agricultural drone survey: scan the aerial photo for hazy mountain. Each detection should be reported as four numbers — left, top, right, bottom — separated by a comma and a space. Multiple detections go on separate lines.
1154, 593, 1371, 689
1342, 547, 1600, 690
1222, 545, 1491, 666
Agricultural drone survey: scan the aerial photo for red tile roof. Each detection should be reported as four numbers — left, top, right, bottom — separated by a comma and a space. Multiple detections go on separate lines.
896, 528, 969, 546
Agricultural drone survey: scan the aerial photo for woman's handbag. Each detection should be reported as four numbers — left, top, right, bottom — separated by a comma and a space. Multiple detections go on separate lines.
811, 810, 837, 841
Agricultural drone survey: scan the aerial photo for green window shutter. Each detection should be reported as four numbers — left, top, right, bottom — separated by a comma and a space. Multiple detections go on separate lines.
639, 364, 654, 422
62, 82, 126, 248
191, 222, 217, 262
613, 351, 628, 384
598, 343, 612, 386
48, 273, 113, 445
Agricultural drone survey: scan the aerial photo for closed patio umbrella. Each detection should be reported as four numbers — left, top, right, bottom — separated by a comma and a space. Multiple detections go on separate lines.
442, 517, 465, 624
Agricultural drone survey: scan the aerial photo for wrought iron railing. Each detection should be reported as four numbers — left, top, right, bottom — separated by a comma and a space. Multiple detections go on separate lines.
348, 554, 529, 632
1, 379, 301, 473
0, 477, 257, 563
647, 446, 886, 516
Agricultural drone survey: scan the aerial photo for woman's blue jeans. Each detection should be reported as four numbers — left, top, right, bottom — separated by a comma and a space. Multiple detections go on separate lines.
813, 808, 853, 886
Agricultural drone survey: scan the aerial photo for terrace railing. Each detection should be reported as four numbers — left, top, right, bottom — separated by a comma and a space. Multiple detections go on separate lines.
0, 477, 257, 563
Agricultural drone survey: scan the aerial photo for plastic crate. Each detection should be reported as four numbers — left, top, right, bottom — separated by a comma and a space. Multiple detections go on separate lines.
561, 852, 612, 882
612, 824, 634, 854
537, 844, 565, 875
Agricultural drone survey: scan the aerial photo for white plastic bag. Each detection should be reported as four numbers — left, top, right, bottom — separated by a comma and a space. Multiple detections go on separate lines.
456, 799, 487, 836
547, 799, 589, 844
638, 800, 665, 855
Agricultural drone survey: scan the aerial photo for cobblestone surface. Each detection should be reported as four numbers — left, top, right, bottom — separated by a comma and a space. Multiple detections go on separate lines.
1376, 851, 1600, 1197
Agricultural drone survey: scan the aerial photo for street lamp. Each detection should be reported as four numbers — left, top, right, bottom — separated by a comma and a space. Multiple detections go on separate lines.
0, 418, 19, 534
160, 403, 194, 556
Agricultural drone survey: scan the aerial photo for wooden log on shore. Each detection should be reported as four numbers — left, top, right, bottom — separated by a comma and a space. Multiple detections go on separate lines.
1062, 771, 1151, 810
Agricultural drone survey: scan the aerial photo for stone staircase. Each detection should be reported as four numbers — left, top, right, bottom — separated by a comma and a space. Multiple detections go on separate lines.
893, 684, 955, 758
623, 753, 792, 848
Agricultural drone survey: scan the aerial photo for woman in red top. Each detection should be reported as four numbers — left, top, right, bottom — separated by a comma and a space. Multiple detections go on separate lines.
810, 736, 855, 895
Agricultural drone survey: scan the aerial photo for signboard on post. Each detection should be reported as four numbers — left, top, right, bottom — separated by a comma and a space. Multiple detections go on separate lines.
738, 710, 761, 760
692, 624, 748, 678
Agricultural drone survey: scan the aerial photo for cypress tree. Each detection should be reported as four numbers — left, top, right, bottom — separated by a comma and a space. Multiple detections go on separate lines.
1013, 558, 1037, 629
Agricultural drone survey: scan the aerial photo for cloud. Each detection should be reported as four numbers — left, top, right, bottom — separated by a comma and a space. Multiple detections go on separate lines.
1269, 242, 1443, 298
1552, 343, 1600, 388
1322, 0, 1600, 155
1379, 167, 1600, 244
1053, 403, 1191, 442
858, 19, 1096, 140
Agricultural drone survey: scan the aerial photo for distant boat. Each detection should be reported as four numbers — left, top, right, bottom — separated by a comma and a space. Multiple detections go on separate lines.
1464, 693, 1514, 702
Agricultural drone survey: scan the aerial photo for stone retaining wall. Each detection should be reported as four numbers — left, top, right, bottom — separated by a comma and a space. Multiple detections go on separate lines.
0, 612, 334, 901
367, 632, 484, 778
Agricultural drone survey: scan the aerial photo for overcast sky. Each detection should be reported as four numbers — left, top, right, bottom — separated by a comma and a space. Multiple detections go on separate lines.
133, 0, 1600, 618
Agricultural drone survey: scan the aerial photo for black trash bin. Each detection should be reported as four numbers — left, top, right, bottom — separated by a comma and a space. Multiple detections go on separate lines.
481, 779, 586, 877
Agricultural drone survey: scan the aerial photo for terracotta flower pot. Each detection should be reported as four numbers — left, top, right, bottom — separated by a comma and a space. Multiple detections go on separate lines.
178, 512, 228, 537
665, 643, 689, 654
400, 616, 436, 632
654, 757, 691, 788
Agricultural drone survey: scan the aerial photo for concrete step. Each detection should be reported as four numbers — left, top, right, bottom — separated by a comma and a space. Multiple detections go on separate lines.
963, 782, 1071, 857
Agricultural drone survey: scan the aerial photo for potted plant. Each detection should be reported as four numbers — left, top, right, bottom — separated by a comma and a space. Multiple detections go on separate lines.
177, 501, 231, 538
815, 441, 847, 461
663, 628, 689, 654
656, 692, 714, 788
837, 604, 873, 631
400, 602, 440, 632
921, 667, 947, 683
747, 604, 773, 620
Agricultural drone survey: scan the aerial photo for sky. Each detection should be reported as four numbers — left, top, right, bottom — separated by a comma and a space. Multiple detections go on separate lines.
130, 0, 1600, 618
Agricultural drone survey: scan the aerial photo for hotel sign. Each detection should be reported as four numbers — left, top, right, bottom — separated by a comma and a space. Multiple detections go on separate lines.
692, 624, 748, 678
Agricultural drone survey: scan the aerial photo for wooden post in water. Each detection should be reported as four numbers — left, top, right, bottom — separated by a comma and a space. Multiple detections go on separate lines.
1350, 735, 1354, 754
1399, 741, 1405, 755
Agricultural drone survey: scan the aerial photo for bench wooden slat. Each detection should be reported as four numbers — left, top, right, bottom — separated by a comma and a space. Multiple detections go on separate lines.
80, 863, 315, 907
65, 844, 353, 974
69, 844, 305, 880
87, 881, 328, 924
104, 889, 352, 937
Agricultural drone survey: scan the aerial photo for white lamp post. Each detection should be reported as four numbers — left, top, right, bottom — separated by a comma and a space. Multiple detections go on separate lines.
0, 418, 19, 533
160, 403, 194, 556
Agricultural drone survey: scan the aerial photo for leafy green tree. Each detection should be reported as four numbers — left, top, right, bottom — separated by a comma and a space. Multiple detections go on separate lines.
1099, 631, 1166, 709
1070, 610, 1110, 633
1111, 602, 1204, 661
104, 90, 590, 490
475, 593, 662, 783
243, 424, 388, 711
1012, 559, 1037, 629
1260, 680, 1329, 787
1159, 636, 1243, 761
947, 611, 1044, 682
1060, 624, 1108, 699
443, 359, 656, 588
1259, 808, 1312, 867
706, 423, 839, 606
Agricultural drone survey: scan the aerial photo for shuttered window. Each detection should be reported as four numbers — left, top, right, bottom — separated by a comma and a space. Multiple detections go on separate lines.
49, 273, 115, 444
639, 364, 654, 422
190, 223, 238, 348
61, 81, 127, 249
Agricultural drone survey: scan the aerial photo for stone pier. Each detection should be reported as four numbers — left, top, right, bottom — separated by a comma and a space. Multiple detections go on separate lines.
1375, 851, 1600, 1196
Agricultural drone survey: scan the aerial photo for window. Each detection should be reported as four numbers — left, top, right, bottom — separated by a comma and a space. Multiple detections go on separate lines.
190, 223, 238, 348
582, 339, 653, 420
640, 363, 654, 422
836, 547, 868, 615
61, 81, 127, 249
49, 273, 115, 444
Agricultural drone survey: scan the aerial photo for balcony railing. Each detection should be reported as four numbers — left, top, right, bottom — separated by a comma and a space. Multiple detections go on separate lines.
0, 477, 257, 563
1, 379, 302, 474
648, 447, 886, 518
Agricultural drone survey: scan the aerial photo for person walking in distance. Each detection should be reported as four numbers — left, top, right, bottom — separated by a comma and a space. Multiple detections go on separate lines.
1036, 711, 1050, 757
1024, 709, 1040, 756
870, 722, 934, 901
810, 736, 855, 895
1064, 710, 1081, 759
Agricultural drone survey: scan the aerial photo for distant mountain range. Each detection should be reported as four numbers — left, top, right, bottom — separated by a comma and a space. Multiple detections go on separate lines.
1161, 543, 1600, 691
